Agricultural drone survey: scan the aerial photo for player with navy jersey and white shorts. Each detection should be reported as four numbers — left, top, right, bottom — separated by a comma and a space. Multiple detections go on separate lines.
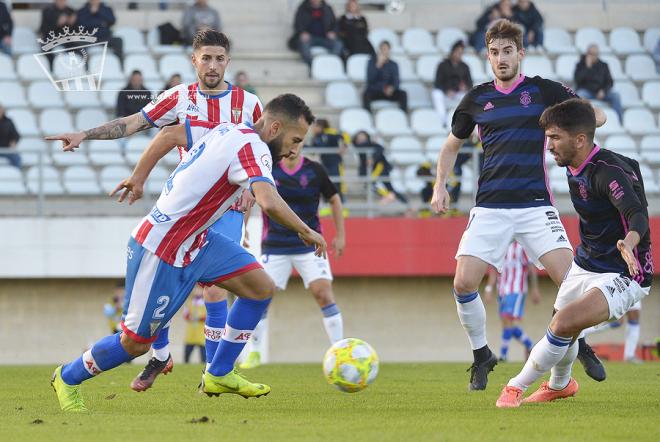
430, 19, 607, 391
496, 98, 652, 408
51, 94, 326, 412
47, 29, 263, 390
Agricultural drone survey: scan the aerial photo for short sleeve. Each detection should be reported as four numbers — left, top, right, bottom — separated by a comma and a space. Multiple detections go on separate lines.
313, 162, 339, 200
451, 92, 476, 140
539, 78, 579, 106
228, 140, 275, 188
141, 86, 182, 128
250, 98, 263, 124
185, 120, 215, 151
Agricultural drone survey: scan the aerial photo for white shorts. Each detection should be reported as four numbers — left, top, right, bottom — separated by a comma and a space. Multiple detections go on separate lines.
261, 252, 333, 290
555, 262, 651, 320
629, 299, 642, 311
456, 206, 572, 272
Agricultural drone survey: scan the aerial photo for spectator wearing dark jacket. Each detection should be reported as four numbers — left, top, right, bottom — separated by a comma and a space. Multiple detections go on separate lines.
353, 130, 407, 204
470, 0, 514, 52
181, 0, 221, 46
574, 44, 623, 122
40, 0, 76, 41
513, 0, 543, 49
337, 0, 374, 58
363, 41, 407, 112
293, 0, 343, 66
77, 0, 123, 59
0, 105, 21, 169
0, 1, 13, 55
432, 40, 472, 127
116, 70, 151, 118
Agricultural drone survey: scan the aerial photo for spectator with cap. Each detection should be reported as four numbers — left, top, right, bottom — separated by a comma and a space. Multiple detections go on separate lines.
363, 41, 408, 112
574, 43, 623, 122
432, 40, 473, 126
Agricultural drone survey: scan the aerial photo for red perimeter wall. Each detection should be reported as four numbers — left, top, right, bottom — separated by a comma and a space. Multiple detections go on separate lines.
321, 217, 660, 276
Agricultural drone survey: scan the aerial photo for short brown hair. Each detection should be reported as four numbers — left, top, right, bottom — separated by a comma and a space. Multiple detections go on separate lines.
485, 19, 523, 50
539, 98, 596, 141
192, 29, 231, 52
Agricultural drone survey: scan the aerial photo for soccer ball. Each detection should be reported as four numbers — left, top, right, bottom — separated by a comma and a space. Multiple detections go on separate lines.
322, 338, 379, 393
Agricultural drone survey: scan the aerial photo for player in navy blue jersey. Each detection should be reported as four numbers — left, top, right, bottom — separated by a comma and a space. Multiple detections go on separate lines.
497, 98, 652, 407
430, 19, 607, 391
239, 142, 346, 369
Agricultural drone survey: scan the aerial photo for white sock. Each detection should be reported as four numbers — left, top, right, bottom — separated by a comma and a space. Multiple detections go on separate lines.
152, 345, 169, 362
508, 329, 572, 391
624, 322, 640, 360
454, 291, 487, 350
322, 313, 343, 344
549, 341, 578, 390
250, 317, 268, 354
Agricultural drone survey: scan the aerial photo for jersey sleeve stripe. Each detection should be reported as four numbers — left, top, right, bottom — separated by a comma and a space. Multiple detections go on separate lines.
252, 102, 262, 123
238, 143, 262, 177
188, 83, 197, 105
147, 90, 179, 124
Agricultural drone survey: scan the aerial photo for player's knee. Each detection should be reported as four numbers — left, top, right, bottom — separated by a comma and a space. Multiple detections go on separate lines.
204, 285, 227, 302
120, 333, 151, 357
249, 277, 276, 300
549, 313, 578, 338
312, 287, 334, 306
453, 277, 478, 296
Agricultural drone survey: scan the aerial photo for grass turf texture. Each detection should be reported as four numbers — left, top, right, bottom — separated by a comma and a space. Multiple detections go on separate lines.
0, 363, 658, 441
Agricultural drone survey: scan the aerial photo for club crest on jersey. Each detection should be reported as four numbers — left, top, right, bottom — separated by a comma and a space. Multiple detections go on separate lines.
232, 107, 243, 122
520, 90, 532, 107
579, 181, 588, 201
260, 154, 272, 171
300, 173, 309, 188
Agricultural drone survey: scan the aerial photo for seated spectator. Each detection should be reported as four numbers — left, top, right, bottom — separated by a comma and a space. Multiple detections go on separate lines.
310, 119, 349, 201
162, 73, 182, 91
0, 105, 21, 169
432, 40, 472, 126
574, 44, 623, 122
353, 130, 407, 204
513, 0, 543, 50
235, 71, 258, 96
40, 0, 76, 41
416, 162, 434, 207
338, 0, 374, 58
77, 0, 123, 60
470, 0, 513, 52
292, 0, 343, 66
116, 70, 151, 118
363, 41, 408, 112
0, 0, 13, 55
182, 0, 221, 46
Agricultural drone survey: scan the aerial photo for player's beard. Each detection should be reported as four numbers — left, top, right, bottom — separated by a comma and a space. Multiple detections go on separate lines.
267, 133, 287, 160
201, 71, 222, 89
493, 63, 519, 82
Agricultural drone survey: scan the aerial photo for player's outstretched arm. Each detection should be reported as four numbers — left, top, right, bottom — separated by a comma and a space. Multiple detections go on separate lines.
251, 181, 327, 258
617, 232, 641, 277
45, 112, 152, 151
328, 194, 346, 257
431, 133, 465, 214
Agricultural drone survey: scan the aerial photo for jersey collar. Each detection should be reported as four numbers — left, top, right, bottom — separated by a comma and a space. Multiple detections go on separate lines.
493, 73, 525, 95
568, 144, 601, 176
198, 81, 232, 98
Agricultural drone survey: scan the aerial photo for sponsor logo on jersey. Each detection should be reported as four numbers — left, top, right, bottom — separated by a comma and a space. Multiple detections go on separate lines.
186, 103, 200, 113
150, 206, 172, 223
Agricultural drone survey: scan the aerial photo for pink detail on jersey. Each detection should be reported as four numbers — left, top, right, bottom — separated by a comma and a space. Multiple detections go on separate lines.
231, 87, 245, 123
568, 144, 600, 176
498, 242, 529, 296
483, 102, 494, 111
238, 143, 262, 177
609, 180, 625, 200
135, 220, 153, 244
280, 156, 305, 176
579, 180, 588, 201
520, 90, 532, 107
494, 74, 525, 95
252, 102, 262, 122
147, 90, 179, 122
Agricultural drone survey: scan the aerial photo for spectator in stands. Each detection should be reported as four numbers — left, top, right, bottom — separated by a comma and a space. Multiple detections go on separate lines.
292, 0, 343, 66
103, 281, 124, 334
235, 71, 258, 96
77, 0, 123, 59
363, 41, 408, 112
162, 73, 182, 91
470, 0, 514, 52
353, 130, 407, 204
116, 70, 151, 118
654, 38, 660, 73
0, 0, 13, 55
513, 0, 544, 50
310, 119, 349, 201
338, 0, 374, 58
182, 0, 221, 46
432, 40, 472, 126
574, 44, 623, 122
40, 0, 76, 42
183, 287, 206, 364
0, 105, 21, 169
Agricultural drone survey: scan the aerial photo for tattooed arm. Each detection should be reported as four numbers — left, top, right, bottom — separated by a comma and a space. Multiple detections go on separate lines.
45, 112, 153, 151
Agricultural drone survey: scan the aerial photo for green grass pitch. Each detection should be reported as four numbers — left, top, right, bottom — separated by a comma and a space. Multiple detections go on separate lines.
0, 362, 658, 441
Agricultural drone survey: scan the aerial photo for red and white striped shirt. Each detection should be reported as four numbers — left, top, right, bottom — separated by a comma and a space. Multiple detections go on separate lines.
498, 241, 529, 296
132, 122, 274, 267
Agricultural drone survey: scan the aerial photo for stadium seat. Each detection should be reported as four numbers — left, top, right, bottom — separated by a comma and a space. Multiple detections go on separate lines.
625, 55, 660, 82
388, 166, 406, 194
609, 27, 645, 55
0, 82, 27, 107
7, 109, 40, 137
596, 108, 625, 135
147, 28, 185, 54
28, 81, 62, 109
598, 55, 627, 81
613, 81, 643, 108
12, 27, 39, 55
401, 82, 431, 109
159, 54, 196, 82
640, 135, 660, 165
347, 54, 370, 82
65, 91, 101, 109
339, 108, 375, 136
26, 165, 64, 194
436, 27, 468, 54
40, 109, 74, 135
404, 164, 426, 193
51, 139, 89, 166
641, 81, 660, 109
402, 28, 436, 55
75, 109, 108, 131
0, 54, 16, 80
114, 27, 148, 54
325, 82, 361, 108
425, 135, 447, 161
17, 54, 50, 82
639, 164, 660, 192
543, 28, 576, 55
146, 166, 170, 195
123, 54, 161, 82
16, 137, 49, 166
125, 135, 151, 165
375, 108, 411, 136
370, 100, 398, 111
550, 166, 570, 194
462, 54, 488, 83
368, 28, 404, 54
643, 27, 660, 53
99, 80, 126, 109
458, 166, 474, 194
623, 108, 660, 135
88, 140, 125, 166
389, 136, 424, 165
522, 55, 556, 80
99, 165, 131, 193
391, 55, 417, 81
416, 54, 442, 83
0, 166, 27, 195
411, 109, 445, 137
311, 55, 346, 81
52, 53, 86, 81
555, 54, 580, 82
63, 166, 100, 195
605, 135, 637, 154
90, 53, 125, 82
575, 28, 611, 54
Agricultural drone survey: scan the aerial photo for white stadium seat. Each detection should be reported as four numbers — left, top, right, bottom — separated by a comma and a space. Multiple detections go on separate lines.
159, 54, 196, 82
639, 164, 660, 192
404, 165, 426, 193
325, 82, 360, 108
100, 165, 132, 193
416, 55, 442, 83
462, 54, 488, 83
75, 109, 108, 131
623, 108, 660, 135
51, 139, 89, 166
26, 165, 64, 194
28, 81, 63, 109
543, 28, 576, 55
89, 140, 125, 166
410, 109, 445, 137
375, 108, 411, 137
99, 80, 126, 109
642, 81, 660, 109
436, 28, 468, 54
575, 28, 611, 54
17, 54, 51, 82
114, 27, 148, 54
16, 137, 50, 166
613, 81, 643, 108
125, 135, 152, 165
147, 28, 185, 55
402, 28, 436, 55
7, 109, 40, 137
550, 166, 570, 194
388, 167, 406, 194
368, 28, 404, 54
0, 166, 27, 195
63, 166, 100, 195
401, 82, 431, 109
0, 54, 16, 80
347, 54, 370, 82
12, 27, 39, 55
146, 167, 170, 195
90, 53, 125, 82
425, 135, 447, 161
596, 108, 625, 136
643, 28, 660, 53
123, 54, 161, 82
625, 55, 660, 82
391, 55, 417, 81
389, 136, 424, 165
609, 27, 645, 55
605, 135, 637, 154
339, 108, 375, 136
65, 91, 101, 109
522, 55, 556, 80
52, 53, 86, 81
600, 55, 627, 81
458, 166, 474, 194
640, 135, 660, 165
40, 109, 74, 135
311, 55, 346, 81
555, 54, 579, 82
0, 82, 27, 107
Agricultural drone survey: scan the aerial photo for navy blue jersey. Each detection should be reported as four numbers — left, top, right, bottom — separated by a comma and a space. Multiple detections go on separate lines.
262, 157, 338, 254
452, 75, 578, 208
568, 147, 653, 288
